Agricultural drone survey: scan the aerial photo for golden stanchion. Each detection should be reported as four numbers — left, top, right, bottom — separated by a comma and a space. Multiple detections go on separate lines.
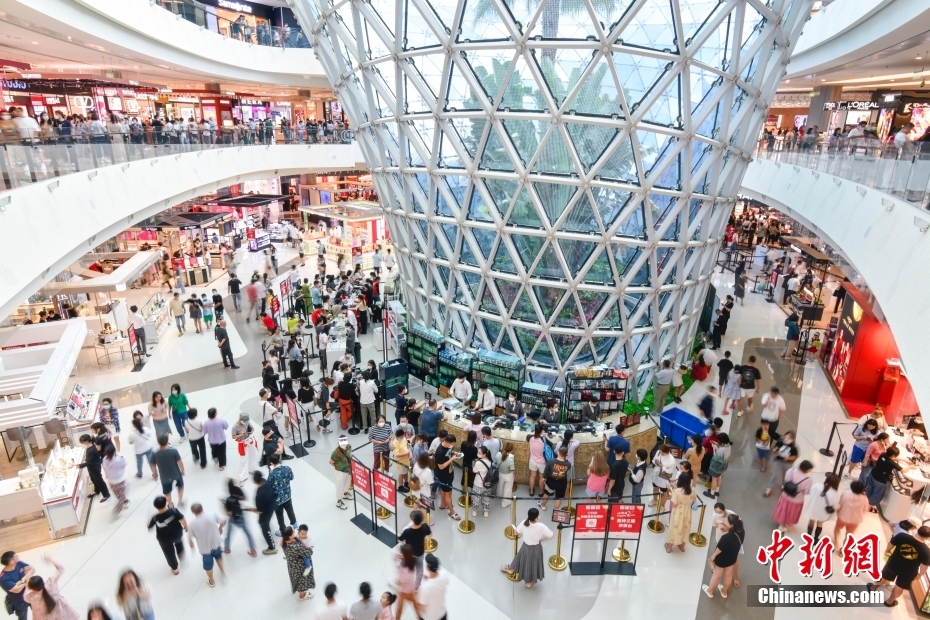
512, 480, 518, 493
504, 505, 521, 582
375, 463, 391, 519
458, 483, 475, 534
457, 470, 469, 508
504, 496, 521, 540
565, 478, 576, 517
424, 508, 438, 552
688, 503, 708, 547
548, 525, 567, 571
612, 539, 631, 563
404, 491, 417, 508
646, 493, 665, 533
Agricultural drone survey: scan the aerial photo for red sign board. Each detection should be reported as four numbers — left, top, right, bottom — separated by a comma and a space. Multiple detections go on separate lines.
285, 396, 299, 426
246, 228, 256, 239
270, 296, 281, 316
280, 278, 291, 298
349, 459, 371, 501
373, 470, 396, 512
608, 503, 644, 540
171, 258, 184, 270
574, 503, 608, 539
127, 325, 138, 353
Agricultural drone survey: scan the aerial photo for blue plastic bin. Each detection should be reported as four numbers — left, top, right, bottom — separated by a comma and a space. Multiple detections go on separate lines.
659, 407, 710, 449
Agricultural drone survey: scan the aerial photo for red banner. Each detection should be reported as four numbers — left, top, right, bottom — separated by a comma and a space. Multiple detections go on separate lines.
270, 296, 281, 316
608, 503, 644, 540
373, 470, 396, 512
349, 459, 371, 501
574, 503, 608, 539
246, 228, 256, 239
280, 278, 291, 298
127, 325, 138, 353
285, 396, 299, 426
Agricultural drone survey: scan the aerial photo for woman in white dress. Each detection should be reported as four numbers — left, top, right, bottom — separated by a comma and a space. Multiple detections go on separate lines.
234, 413, 261, 486
806, 472, 840, 543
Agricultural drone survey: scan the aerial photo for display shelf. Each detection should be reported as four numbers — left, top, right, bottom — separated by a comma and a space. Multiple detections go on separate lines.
407, 324, 443, 387
438, 348, 474, 388
379, 358, 409, 402
564, 366, 629, 424
472, 349, 524, 410
386, 300, 407, 352
140, 292, 170, 344
520, 382, 562, 412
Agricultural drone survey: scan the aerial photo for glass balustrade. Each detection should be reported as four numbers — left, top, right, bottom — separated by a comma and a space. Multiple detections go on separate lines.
154, 0, 310, 48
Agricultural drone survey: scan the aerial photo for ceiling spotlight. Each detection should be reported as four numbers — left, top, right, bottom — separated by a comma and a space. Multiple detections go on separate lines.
31, 41, 38, 45
820, 79, 826, 82
890, 79, 895, 82
918, 56, 924, 60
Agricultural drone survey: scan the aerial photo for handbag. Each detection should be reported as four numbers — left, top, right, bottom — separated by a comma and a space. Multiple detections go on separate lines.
782, 476, 808, 498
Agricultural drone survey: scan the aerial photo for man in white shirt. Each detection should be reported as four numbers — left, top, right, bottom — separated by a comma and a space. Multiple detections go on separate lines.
128, 304, 152, 357
358, 373, 377, 429
372, 247, 383, 274
11, 108, 40, 142
188, 503, 227, 587
415, 555, 448, 620
847, 121, 866, 142
760, 386, 786, 435
894, 122, 915, 156
474, 382, 496, 414
313, 583, 348, 620
384, 248, 396, 273
342, 305, 358, 331
450, 373, 473, 404
785, 275, 800, 304
654, 360, 676, 413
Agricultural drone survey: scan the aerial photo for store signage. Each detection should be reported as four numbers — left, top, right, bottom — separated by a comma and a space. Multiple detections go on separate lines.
273, 101, 291, 106
44, 96, 62, 105
903, 102, 930, 113
103, 88, 118, 97
70, 95, 94, 111
107, 97, 123, 111
822, 101, 879, 111
280, 278, 291, 298
349, 459, 371, 500
128, 80, 140, 86
220, 99, 231, 105
121, 89, 136, 97
1, 80, 28, 91
201, 99, 216, 104
20, 73, 41, 79
828, 298, 862, 392
125, 99, 140, 113
159, 88, 173, 93
608, 504, 644, 540
372, 470, 396, 512
270, 296, 280, 316
239, 98, 265, 106
218, 0, 252, 12
127, 325, 138, 353
574, 503, 609, 539
171, 96, 199, 103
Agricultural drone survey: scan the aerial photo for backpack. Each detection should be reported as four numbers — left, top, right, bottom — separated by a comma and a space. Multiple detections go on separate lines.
542, 438, 554, 462
782, 476, 808, 498
481, 460, 499, 489
709, 450, 729, 475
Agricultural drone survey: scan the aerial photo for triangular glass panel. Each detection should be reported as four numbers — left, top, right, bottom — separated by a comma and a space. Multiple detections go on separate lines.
492, 241, 519, 274
484, 177, 519, 215
532, 127, 574, 175
661, 215, 679, 241
499, 330, 518, 356
495, 279, 521, 311
558, 238, 597, 272
405, 74, 432, 113
563, 193, 601, 234
532, 242, 564, 280
679, 0, 723, 45
428, 0, 457, 36
480, 284, 500, 315
566, 122, 617, 172
535, 287, 566, 322
575, 341, 596, 364
596, 135, 638, 183
525, 0, 599, 39
364, 21, 392, 61
600, 303, 622, 329
642, 73, 682, 128
439, 129, 465, 168
537, 48, 595, 108
618, 0, 679, 53
451, 117, 487, 159
564, 55, 624, 117
583, 247, 615, 284
498, 55, 545, 112
465, 49, 516, 102
441, 223, 458, 250
433, 235, 448, 261
577, 290, 610, 324
446, 60, 483, 111
592, 337, 617, 364
417, 53, 446, 99
592, 0, 635, 33
459, 0, 512, 42
624, 293, 646, 319
514, 327, 541, 358
480, 125, 517, 172
740, 3, 765, 51
591, 187, 632, 229
612, 52, 669, 111
472, 227, 496, 258
462, 271, 482, 301
694, 14, 732, 70
404, 0, 443, 49
499, 0, 535, 34
502, 119, 543, 165
436, 187, 455, 217
508, 187, 544, 228
533, 181, 576, 225
552, 334, 582, 365
482, 318, 502, 346
468, 188, 495, 222
689, 64, 719, 114
613, 243, 643, 277
446, 175, 467, 207
740, 48, 764, 86
555, 295, 584, 328
511, 234, 546, 270
512, 289, 537, 323
532, 337, 555, 367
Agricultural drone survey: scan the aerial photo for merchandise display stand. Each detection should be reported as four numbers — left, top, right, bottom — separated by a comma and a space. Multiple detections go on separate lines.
520, 382, 561, 415
385, 301, 407, 352
438, 348, 474, 390
140, 293, 170, 344
564, 367, 629, 424
407, 324, 443, 387
472, 349, 524, 412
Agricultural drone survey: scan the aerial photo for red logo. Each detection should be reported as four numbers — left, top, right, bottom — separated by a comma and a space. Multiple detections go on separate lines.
757, 531, 879, 582
798, 534, 834, 578
841, 533, 880, 581
757, 530, 794, 583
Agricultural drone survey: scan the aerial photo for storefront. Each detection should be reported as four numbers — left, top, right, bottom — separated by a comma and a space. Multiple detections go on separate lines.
823, 100, 880, 134
200, 96, 234, 126
121, 212, 233, 278
270, 100, 292, 123
233, 98, 270, 123
299, 173, 376, 206
2, 76, 161, 119
299, 201, 388, 269
198, 0, 274, 41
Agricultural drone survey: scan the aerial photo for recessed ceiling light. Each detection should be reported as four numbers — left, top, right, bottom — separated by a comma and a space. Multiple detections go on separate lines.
890, 79, 895, 82
820, 79, 826, 82
918, 56, 924, 60
31, 41, 38, 45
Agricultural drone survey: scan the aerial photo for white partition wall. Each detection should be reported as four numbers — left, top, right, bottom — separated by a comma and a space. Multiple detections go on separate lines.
298, 0, 812, 389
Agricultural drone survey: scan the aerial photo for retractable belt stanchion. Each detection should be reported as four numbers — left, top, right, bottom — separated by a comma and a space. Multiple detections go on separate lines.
548, 524, 568, 571
505, 501, 521, 582
504, 497, 521, 540
689, 502, 708, 547
457, 469, 469, 508
612, 539, 631, 563
565, 478, 576, 517
458, 471, 475, 534
374, 462, 391, 520
646, 490, 666, 533
419, 495, 438, 552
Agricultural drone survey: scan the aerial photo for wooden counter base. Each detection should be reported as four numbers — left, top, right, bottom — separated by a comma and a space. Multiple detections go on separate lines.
439, 417, 657, 486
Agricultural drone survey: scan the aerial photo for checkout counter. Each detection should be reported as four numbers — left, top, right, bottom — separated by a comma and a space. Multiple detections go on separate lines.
438, 398, 656, 485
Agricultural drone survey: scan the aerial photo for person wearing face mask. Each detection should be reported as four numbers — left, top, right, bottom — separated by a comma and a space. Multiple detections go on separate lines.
504, 392, 524, 422
211, 289, 225, 321
329, 435, 353, 510
167, 383, 189, 442
541, 399, 561, 425
474, 383, 496, 415
369, 416, 393, 471
98, 397, 122, 451
763, 431, 798, 497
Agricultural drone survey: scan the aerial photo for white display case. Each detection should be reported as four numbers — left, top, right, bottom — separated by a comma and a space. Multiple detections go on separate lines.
41, 441, 90, 538
386, 300, 406, 352
140, 293, 170, 344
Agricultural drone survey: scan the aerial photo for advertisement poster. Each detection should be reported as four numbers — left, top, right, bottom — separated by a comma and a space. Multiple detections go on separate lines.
285, 396, 298, 426
373, 470, 396, 512
608, 504, 644, 540
349, 459, 371, 501
280, 278, 291, 298
127, 325, 138, 353
574, 503, 608, 540
828, 297, 862, 392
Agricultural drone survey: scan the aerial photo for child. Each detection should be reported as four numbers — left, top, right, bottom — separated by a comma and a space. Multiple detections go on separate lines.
202, 294, 214, 330
807, 332, 822, 362
629, 449, 648, 504
378, 592, 397, 620
712, 502, 737, 539
297, 524, 314, 577
673, 365, 687, 403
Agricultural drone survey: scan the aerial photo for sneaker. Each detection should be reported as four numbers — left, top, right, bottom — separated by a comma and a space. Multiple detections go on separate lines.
483, 511, 489, 518
262, 548, 278, 555
100, 495, 110, 503
275, 530, 281, 537
472, 510, 477, 517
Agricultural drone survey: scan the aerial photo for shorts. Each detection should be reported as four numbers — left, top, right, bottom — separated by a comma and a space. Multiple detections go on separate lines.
393, 463, 409, 476
161, 477, 184, 495
201, 547, 223, 570
528, 459, 546, 473
740, 388, 755, 398
882, 566, 917, 589
544, 478, 567, 499
436, 481, 452, 492
850, 445, 867, 464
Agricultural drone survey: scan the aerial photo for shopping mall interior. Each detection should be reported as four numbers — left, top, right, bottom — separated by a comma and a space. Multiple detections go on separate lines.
0, 0, 929, 618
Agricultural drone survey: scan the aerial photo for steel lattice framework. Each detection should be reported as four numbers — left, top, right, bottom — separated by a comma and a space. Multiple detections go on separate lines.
297, 0, 811, 390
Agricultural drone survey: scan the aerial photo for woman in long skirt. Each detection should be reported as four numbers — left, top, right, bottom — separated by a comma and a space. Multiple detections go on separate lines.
281, 527, 315, 600
721, 367, 742, 416
773, 461, 814, 532
501, 508, 553, 588
666, 473, 695, 553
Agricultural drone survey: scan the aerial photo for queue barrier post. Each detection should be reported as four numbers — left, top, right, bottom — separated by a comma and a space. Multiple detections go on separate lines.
375, 462, 391, 520
646, 492, 666, 533
565, 478, 576, 517
688, 503, 708, 547
458, 470, 475, 534
504, 497, 521, 582
420, 495, 438, 552
819, 421, 838, 457
548, 523, 568, 571
457, 469, 470, 508
612, 539, 631, 563
504, 496, 521, 540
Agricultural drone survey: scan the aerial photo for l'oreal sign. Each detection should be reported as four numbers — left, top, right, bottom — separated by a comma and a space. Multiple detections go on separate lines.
823, 101, 879, 111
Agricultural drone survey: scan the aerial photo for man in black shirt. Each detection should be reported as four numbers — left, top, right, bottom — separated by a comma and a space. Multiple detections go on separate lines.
607, 446, 629, 500
870, 525, 930, 607
398, 510, 432, 583
147, 496, 188, 573
716, 351, 734, 393
228, 274, 242, 312
249, 471, 278, 554
737, 355, 762, 417
76, 434, 110, 502
215, 319, 239, 369
711, 309, 725, 350
433, 434, 460, 520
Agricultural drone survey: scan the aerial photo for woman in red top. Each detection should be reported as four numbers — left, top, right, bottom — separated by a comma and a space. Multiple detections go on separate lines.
260, 312, 276, 334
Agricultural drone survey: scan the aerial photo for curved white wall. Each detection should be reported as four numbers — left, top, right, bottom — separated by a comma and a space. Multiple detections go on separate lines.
11, 0, 328, 87
0, 144, 365, 321
740, 159, 930, 415
788, 0, 930, 78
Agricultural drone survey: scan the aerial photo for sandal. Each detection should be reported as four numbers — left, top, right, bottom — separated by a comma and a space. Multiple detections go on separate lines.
884, 600, 898, 607
449, 512, 461, 521
665, 543, 672, 553
717, 584, 727, 599
702, 585, 714, 599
